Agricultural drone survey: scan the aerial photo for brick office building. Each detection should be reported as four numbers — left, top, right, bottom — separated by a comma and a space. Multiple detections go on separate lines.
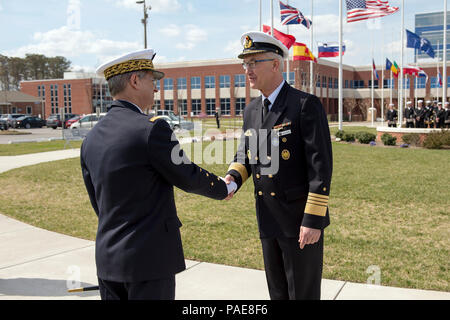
19, 58, 450, 121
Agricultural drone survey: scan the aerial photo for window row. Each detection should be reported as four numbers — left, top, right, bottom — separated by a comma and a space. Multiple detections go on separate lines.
156, 75, 247, 90
154, 98, 247, 116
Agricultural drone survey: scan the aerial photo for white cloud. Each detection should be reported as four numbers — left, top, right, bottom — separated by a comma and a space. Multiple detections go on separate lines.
159, 24, 181, 37
5, 26, 140, 65
224, 40, 242, 57
174, 25, 208, 51
113, 0, 181, 12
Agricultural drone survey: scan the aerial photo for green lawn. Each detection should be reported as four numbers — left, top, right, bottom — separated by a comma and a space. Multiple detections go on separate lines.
0, 140, 82, 156
0, 141, 448, 291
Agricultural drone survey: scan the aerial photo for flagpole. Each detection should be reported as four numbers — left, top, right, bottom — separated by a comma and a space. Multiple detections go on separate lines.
438, 40, 441, 102
399, 0, 405, 127
381, 30, 384, 128
310, 0, 314, 94
338, 0, 343, 131
443, 0, 447, 103
259, 0, 262, 31
271, 0, 274, 32
371, 29, 374, 127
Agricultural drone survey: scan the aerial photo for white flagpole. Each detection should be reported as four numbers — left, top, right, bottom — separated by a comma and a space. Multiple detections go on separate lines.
338, 0, 343, 130
371, 30, 374, 127
310, 0, 314, 94
271, 0, 274, 32
399, 0, 404, 127
443, 0, 447, 102
381, 31, 384, 127
259, 0, 262, 31
438, 40, 441, 102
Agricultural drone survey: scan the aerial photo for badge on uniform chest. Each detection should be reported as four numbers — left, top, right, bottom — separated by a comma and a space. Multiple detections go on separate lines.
273, 122, 292, 137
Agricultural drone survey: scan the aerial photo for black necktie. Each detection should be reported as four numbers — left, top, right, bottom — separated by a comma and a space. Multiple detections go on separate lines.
263, 98, 271, 121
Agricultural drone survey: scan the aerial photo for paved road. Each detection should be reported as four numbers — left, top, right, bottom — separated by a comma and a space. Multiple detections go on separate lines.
0, 127, 64, 144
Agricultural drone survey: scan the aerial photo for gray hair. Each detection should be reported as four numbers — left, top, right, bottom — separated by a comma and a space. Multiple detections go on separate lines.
265, 52, 285, 73
107, 70, 148, 97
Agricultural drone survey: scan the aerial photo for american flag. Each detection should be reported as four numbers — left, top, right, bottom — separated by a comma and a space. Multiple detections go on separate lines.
279, 1, 311, 29
346, 0, 399, 23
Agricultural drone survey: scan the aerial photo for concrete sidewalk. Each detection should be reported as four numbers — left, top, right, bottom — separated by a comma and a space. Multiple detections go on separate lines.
0, 149, 449, 300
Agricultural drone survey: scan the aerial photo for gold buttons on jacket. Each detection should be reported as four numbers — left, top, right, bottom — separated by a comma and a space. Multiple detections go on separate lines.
258, 191, 263, 196
270, 192, 276, 196
268, 174, 273, 178
256, 174, 260, 179
211, 182, 214, 186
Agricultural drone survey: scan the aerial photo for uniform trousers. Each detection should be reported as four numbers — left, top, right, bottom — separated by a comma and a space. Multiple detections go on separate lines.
98, 275, 175, 300
260, 232, 324, 300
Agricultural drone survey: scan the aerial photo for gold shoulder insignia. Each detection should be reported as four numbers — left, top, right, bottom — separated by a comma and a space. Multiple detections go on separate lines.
150, 116, 160, 123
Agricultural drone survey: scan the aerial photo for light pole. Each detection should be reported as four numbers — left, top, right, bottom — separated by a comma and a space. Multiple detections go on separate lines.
136, 0, 151, 49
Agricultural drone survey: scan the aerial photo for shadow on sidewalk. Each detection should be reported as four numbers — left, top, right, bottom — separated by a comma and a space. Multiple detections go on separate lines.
0, 278, 98, 298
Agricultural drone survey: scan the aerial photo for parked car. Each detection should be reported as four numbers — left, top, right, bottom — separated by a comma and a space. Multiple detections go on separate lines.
65, 115, 82, 128
46, 114, 79, 129
151, 114, 194, 131
14, 116, 46, 128
0, 115, 7, 130
69, 113, 106, 130
1, 114, 26, 129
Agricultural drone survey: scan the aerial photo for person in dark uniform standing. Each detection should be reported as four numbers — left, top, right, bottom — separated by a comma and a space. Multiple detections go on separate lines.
224, 32, 332, 300
404, 101, 415, 128
444, 102, 450, 128
214, 108, 220, 128
435, 102, 445, 128
415, 100, 426, 128
386, 103, 398, 127
80, 49, 236, 300
424, 100, 435, 128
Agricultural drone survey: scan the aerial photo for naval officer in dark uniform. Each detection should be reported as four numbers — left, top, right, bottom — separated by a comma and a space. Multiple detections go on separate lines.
224, 32, 332, 300
81, 49, 236, 300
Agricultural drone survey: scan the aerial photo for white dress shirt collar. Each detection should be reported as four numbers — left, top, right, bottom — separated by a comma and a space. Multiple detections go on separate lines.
262, 80, 285, 111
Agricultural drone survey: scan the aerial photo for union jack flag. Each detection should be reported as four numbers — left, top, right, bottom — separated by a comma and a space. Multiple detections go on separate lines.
346, 0, 398, 23
279, 1, 312, 29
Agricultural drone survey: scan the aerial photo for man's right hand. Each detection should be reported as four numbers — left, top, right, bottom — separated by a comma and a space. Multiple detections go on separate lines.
224, 174, 235, 201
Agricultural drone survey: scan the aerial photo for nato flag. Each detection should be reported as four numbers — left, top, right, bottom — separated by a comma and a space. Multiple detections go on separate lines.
406, 29, 435, 58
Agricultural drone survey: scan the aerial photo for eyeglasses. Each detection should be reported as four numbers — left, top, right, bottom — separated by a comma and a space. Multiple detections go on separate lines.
242, 59, 275, 70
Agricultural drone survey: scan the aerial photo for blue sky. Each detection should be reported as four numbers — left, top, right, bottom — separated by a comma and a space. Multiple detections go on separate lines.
0, 0, 446, 73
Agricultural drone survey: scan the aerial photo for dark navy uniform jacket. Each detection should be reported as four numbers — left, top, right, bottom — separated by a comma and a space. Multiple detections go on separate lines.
227, 82, 332, 238
81, 100, 228, 282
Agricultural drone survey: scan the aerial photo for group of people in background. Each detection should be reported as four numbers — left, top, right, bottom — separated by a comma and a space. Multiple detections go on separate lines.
387, 100, 450, 128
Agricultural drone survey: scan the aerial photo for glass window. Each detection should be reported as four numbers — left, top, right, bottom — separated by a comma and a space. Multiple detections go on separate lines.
235, 98, 246, 116
206, 98, 216, 115
164, 100, 174, 111
431, 77, 439, 88
164, 78, 173, 90
283, 71, 295, 85
191, 99, 201, 115
191, 76, 201, 89
178, 99, 187, 116
155, 80, 160, 90
220, 75, 230, 88
316, 74, 321, 88
154, 100, 160, 109
368, 80, 379, 88
415, 77, 426, 89
205, 76, 215, 89
177, 77, 187, 90
234, 74, 246, 87
220, 98, 230, 115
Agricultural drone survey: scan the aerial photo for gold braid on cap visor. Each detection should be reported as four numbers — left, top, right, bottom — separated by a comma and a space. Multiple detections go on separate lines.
104, 59, 155, 80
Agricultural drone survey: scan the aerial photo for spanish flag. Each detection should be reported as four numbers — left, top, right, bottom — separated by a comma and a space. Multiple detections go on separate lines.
293, 42, 317, 63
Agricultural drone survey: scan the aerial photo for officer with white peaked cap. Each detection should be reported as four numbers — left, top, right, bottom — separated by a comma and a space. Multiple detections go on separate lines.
225, 30, 333, 300
81, 48, 235, 300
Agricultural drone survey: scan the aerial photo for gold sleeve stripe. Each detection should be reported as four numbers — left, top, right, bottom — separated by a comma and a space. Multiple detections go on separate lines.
305, 203, 327, 217
228, 162, 248, 183
308, 192, 329, 200
307, 199, 328, 206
